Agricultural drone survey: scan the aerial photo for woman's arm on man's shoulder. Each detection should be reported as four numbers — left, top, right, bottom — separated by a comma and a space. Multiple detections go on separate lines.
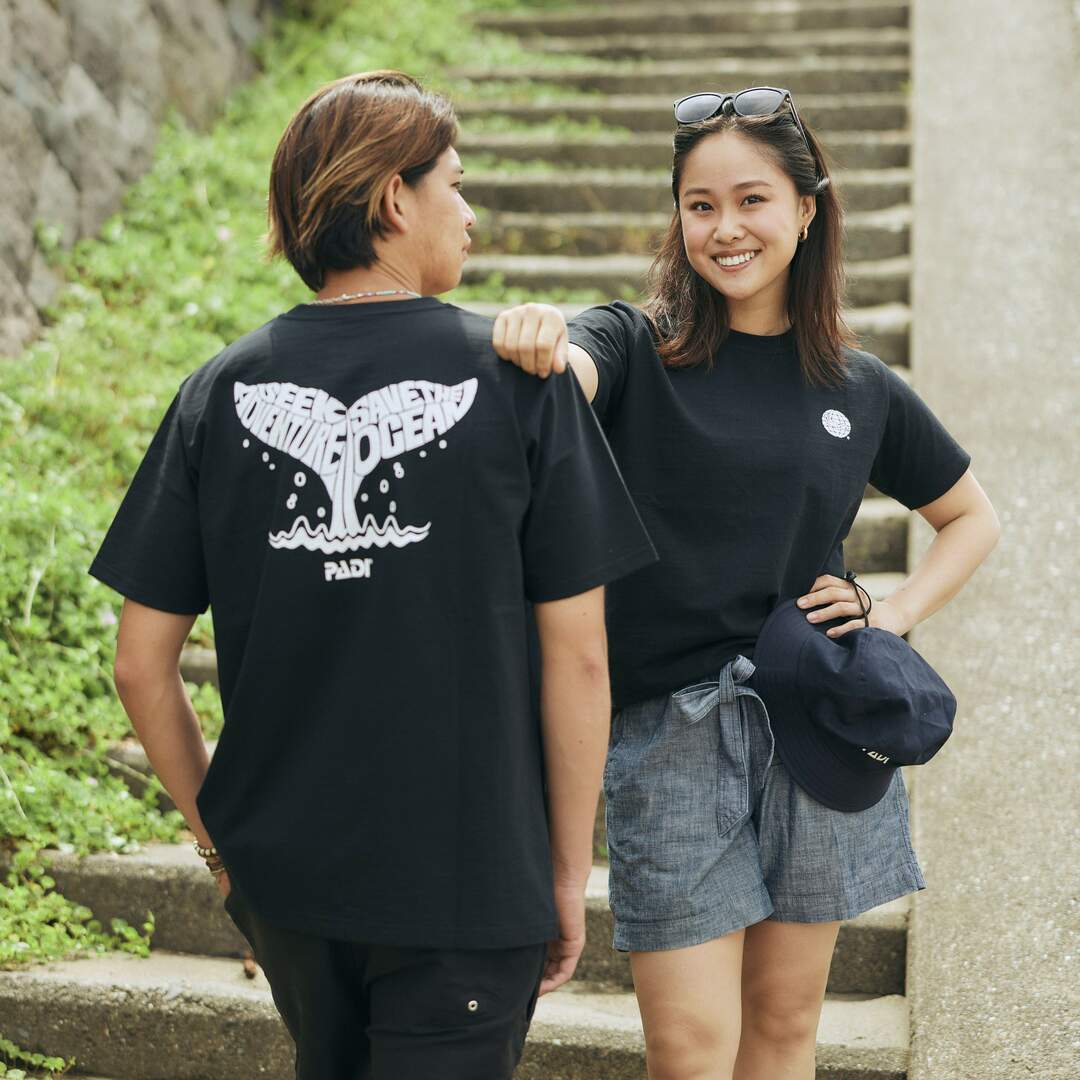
492, 303, 599, 402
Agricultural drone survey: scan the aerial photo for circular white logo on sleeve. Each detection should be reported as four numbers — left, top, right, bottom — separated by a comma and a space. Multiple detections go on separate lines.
821, 409, 851, 438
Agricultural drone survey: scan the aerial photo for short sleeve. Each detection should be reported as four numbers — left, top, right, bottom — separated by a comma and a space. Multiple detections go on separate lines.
89, 389, 209, 614
869, 363, 971, 510
518, 368, 656, 603
566, 302, 637, 426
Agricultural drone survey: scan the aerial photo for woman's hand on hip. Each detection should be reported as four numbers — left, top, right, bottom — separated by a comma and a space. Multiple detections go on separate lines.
492, 303, 568, 377
797, 574, 911, 638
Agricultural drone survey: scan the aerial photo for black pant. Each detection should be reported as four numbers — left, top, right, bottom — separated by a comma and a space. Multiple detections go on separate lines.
224, 888, 547, 1079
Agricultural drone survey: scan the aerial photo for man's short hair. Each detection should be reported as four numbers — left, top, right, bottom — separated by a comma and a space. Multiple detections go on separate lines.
266, 71, 458, 291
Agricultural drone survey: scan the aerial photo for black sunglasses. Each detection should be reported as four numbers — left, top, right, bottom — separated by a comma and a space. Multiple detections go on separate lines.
673, 87, 815, 163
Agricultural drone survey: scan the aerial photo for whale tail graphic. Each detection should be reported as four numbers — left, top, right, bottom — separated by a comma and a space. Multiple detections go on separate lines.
234, 376, 478, 554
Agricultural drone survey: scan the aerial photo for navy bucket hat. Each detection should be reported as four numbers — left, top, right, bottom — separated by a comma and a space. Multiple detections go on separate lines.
749, 599, 956, 812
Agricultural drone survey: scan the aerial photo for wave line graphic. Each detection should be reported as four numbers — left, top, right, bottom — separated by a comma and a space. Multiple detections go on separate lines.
268, 514, 431, 553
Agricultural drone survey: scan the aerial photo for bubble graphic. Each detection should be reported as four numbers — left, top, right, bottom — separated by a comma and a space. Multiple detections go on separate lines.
269, 463, 276, 470
317, 507, 326, 518
242, 439, 250, 448
419, 451, 427, 459
393, 462, 405, 479
294, 472, 307, 487
438, 440, 448, 449
389, 501, 397, 513
379, 479, 390, 494
286, 494, 297, 510
262, 452, 270, 462
361, 493, 369, 503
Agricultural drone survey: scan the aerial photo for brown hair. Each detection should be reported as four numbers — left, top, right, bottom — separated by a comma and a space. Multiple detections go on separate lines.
266, 71, 458, 291
642, 111, 855, 385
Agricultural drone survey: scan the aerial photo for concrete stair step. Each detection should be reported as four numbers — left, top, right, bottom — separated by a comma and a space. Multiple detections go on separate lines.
13, 844, 906, 998
461, 56, 909, 96
0, 951, 908, 1079
520, 984, 910, 1080
531, 26, 910, 59
0, 950, 292, 1080
460, 129, 910, 173
465, 167, 910, 215
473, 206, 910, 262
477, 0, 910, 37
458, 299, 910, 368
458, 92, 908, 133
461, 252, 911, 308
846, 494, 910, 570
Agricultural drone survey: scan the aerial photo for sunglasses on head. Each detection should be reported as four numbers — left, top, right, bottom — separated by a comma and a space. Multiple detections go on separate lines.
673, 87, 815, 164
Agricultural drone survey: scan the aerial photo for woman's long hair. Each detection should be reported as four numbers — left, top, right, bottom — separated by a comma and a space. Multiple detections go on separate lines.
642, 111, 855, 385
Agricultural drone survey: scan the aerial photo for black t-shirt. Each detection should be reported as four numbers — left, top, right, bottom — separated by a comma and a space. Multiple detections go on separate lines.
568, 301, 971, 711
89, 297, 656, 949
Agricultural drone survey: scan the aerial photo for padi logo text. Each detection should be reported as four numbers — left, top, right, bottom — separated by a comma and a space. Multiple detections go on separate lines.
862, 748, 891, 764
324, 558, 373, 582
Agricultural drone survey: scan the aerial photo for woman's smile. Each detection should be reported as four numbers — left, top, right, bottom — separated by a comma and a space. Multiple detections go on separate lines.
712, 250, 760, 271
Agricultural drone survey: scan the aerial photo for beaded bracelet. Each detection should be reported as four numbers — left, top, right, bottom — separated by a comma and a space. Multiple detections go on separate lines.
193, 839, 218, 860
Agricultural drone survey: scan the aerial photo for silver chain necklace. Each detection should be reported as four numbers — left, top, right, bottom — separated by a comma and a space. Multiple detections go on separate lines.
308, 288, 421, 306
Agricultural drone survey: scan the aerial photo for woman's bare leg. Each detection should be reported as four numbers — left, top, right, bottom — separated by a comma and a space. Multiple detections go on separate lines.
733, 918, 841, 1080
630, 928, 746, 1080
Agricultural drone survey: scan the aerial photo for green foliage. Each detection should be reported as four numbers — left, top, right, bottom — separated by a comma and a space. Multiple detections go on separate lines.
188, 680, 225, 741
0, 1032, 74, 1077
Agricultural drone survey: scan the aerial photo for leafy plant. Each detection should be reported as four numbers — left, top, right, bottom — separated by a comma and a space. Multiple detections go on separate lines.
0, 1032, 74, 1077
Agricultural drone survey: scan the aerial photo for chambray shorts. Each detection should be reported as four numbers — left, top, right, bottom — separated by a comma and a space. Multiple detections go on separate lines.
603, 655, 925, 952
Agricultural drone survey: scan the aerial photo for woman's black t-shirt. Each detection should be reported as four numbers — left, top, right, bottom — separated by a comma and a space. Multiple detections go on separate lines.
568, 301, 971, 711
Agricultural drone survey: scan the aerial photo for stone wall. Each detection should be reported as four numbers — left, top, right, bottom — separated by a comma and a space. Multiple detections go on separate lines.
0, 0, 284, 357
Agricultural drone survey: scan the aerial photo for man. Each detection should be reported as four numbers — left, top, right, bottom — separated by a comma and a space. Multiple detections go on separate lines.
89, 71, 655, 1078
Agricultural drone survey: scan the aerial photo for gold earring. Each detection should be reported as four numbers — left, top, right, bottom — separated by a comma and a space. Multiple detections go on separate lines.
798, 225, 809, 242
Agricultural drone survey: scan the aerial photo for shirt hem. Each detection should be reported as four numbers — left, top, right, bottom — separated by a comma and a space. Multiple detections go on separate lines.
528, 541, 658, 604
88, 556, 208, 616
899, 453, 972, 511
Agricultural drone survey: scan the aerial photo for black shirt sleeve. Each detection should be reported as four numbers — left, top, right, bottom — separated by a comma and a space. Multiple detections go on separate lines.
517, 367, 657, 603
869, 362, 972, 510
566, 302, 639, 426
88, 387, 209, 614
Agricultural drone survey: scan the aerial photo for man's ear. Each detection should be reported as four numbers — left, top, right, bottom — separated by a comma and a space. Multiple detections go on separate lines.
379, 174, 411, 236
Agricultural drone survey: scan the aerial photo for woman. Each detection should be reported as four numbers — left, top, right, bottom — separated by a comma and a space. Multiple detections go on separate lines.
492, 89, 1001, 1079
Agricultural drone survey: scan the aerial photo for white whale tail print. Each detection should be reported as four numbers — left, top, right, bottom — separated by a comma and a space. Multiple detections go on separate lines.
234, 377, 478, 554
